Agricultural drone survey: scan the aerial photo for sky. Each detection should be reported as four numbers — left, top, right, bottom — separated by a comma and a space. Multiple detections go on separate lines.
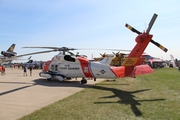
0, 0, 180, 62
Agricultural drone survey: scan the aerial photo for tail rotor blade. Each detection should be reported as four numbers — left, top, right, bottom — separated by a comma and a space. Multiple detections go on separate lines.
125, 23, 168, 52
146, 13, 158, 34
125, 24, 141, 34
150, 40, 168, 52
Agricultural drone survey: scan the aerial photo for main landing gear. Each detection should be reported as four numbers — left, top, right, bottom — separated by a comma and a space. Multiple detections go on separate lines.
47, 77, 52, 81
81, 78, 87, 84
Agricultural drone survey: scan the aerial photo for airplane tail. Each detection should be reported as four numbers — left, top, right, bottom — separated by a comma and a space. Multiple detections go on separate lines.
28, 56, 32, 60
7, 44, 16, 52
27, 60, 33, 63
1, 44, 16, 58
122, 13, 168, 77
98, 54, 114, 66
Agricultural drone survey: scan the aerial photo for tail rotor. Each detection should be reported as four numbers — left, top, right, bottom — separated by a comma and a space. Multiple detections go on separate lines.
125, 13, 168, 53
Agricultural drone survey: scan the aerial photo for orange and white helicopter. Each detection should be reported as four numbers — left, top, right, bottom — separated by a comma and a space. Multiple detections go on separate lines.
23, 13, 168, 84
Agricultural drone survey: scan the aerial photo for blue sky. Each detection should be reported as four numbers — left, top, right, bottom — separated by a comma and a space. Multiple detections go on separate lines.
0, 0, 180, 61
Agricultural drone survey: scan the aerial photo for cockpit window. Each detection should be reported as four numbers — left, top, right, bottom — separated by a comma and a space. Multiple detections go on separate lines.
51, 65, 54, 71
55, 65, 58, 71
64, 55, 75, 62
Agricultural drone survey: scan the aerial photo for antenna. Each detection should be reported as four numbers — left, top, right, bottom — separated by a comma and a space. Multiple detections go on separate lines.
144, 22, 147, 32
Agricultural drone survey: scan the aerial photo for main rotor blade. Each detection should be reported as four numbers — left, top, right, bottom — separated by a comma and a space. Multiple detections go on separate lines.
22, 46, 78, 51
16, 50, 56, 57
125, 24, 141, 34
22, 46, 60, 49
82, 48, 131, 52
125, 24, 168, 52
23, 46, 131, 52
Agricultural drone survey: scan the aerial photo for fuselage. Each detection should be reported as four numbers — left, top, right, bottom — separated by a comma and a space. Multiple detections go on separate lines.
47, 54, 125, 79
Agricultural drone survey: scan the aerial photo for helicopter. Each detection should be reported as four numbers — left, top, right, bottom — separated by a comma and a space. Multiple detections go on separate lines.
22, 13, 168, 84
40, 52, 115, 83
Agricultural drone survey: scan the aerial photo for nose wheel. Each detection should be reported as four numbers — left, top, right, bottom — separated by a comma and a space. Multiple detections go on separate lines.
81, 78, 87, 84
47, 77, 52, 81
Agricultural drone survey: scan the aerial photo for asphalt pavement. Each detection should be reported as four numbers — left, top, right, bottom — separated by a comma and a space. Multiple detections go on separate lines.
0, 68, 102, 120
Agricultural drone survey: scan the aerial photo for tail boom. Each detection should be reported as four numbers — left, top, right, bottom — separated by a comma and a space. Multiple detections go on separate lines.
122, 33, 153, 76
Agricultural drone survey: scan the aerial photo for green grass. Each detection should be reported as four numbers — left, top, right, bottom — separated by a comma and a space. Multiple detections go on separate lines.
19, 67, 180, 120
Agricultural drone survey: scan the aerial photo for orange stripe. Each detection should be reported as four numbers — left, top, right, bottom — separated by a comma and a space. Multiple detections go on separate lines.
110, 66, 125, 78
78, 57, 93, 78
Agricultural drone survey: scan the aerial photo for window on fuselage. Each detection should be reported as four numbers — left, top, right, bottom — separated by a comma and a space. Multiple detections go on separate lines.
51, 65, 54, 71
64, 55, 75, 62
55, 65, 58, 71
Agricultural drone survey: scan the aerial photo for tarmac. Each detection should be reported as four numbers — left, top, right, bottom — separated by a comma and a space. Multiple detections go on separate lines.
0, 68, 103, 120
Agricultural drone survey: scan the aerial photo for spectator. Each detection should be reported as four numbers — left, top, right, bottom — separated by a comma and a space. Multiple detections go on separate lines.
18, 64, 20, 69
29, 65, 33, 76
23, 66, 27, 76
1, 65, 6, 76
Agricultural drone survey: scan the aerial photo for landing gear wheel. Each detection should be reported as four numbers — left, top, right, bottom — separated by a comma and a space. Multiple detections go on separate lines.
47, 77, 52, 81
81, 79, 87, 84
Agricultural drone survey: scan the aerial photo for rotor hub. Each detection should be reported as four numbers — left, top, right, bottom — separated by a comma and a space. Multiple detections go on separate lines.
135, 33, 153, 43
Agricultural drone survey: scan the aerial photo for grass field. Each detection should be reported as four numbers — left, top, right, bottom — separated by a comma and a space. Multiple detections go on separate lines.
19, 67, 180, 120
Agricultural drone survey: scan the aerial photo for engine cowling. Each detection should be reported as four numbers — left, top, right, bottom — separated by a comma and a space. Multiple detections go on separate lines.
1, 51, 17, 57
53, 76, 64, 81
39, 72, 52, 79
39, 71, 65, 81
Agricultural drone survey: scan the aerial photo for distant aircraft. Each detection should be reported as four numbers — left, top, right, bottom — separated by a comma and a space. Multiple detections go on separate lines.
0, 44, 34, 65
23, 59, 42, 69
0, 44, 16, 64
93, 52, 128, 66
1, 44, 16, 57
110, 52, 128, 66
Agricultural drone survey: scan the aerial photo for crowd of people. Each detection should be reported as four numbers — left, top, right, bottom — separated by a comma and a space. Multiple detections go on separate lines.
0, 64, 35, 77
0, 60, 46, 77
22, 65, 33, 76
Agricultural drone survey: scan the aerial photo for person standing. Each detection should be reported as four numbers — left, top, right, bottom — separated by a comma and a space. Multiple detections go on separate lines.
0, 65, 2, 75
23, 65, 27, 76
29, 65, 33, 76
1, 65, 6, 76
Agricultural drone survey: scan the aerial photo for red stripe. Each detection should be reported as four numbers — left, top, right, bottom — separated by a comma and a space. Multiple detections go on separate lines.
78, 57, 93, 78
43, 57, 54, 71
110, 66, 125, 78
